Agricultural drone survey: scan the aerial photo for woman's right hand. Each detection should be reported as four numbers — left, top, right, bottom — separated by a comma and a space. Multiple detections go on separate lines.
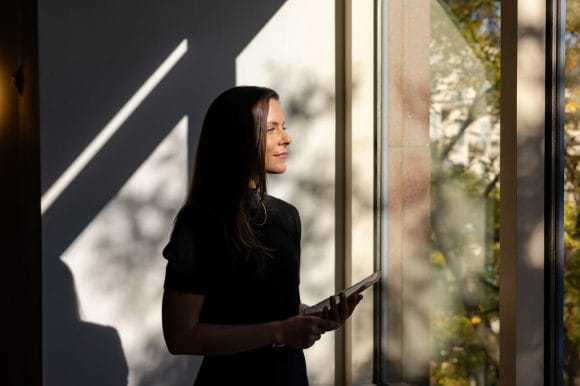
273, 316, 339, 349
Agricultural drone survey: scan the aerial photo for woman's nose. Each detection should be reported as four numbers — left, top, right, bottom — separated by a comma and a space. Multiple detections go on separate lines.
281, 130, 292, 145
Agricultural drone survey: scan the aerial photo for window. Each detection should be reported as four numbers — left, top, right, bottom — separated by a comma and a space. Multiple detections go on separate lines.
376, 1, 500, 384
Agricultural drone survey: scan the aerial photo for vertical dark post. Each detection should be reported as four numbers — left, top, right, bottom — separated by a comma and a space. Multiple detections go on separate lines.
373, 0, 385, 382
500, 1, 548, 385
0, 0, 42, 384
499, 1, 518, 383
544, 0, 566, 384
335, 0, 349, 384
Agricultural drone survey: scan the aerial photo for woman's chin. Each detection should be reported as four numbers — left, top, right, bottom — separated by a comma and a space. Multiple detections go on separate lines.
266, 166, 287, 174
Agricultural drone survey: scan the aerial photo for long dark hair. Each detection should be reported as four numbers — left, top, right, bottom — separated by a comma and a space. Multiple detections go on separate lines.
185, 86, 279, 262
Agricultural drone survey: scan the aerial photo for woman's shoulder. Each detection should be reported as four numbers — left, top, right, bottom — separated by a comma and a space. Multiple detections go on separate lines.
265, 195, 301, 232
163, 204, 222, 261
265, 195, 299, 215
168, 204, 222, 247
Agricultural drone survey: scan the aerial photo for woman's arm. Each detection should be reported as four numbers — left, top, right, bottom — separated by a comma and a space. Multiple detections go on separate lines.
162, 290, 339, 356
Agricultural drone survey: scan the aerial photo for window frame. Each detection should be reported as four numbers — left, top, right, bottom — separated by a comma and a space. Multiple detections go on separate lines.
360, 0, 568, 385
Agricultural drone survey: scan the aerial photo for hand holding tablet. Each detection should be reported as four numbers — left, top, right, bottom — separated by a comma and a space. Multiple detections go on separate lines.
300, 271, 381, 316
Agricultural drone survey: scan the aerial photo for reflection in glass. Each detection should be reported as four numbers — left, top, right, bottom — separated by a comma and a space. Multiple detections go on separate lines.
564, 0, 580, 384
429, 1, 500, 384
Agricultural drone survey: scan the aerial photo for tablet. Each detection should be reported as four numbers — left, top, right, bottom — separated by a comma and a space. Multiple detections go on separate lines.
300, 271, 381, 316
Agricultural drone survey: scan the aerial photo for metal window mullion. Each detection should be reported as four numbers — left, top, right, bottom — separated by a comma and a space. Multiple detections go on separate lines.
335, 0, 353, 385
500, 1, 548, 385
373, 0, 386, 383
544, 0, 566, 384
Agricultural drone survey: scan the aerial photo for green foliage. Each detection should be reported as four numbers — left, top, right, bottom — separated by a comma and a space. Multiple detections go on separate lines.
431, 312, 496, 386
430, 0, 579, 384
430, 164, 500, 384
563, 1, 580, 383
430, 1, 501, 384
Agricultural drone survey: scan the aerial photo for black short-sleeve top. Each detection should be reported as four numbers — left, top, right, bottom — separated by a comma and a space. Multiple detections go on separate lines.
162, 195, 308, 386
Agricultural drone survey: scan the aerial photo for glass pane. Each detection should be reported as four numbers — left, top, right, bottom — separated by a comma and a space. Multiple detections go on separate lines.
380, 0, 500, 384
564, 0, 580, 384
429, 1, 501, 384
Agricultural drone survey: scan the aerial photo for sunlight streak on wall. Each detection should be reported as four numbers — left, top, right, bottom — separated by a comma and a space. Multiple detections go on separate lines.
62, 115, 192, 386
41, 39, 188, 214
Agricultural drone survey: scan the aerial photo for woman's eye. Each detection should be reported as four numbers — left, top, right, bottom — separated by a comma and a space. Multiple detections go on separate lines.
267, 127, 275, 132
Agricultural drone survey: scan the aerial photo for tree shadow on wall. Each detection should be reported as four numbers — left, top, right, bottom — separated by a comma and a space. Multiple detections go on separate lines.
43, 261, 128, 386
39, 1, 287, 385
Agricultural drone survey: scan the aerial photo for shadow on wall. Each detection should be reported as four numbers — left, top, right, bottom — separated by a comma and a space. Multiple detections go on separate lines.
39, 0, 286, 385
43, 261, 129, 386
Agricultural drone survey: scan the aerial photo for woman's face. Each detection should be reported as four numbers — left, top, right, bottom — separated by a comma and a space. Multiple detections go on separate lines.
264, 98, 292, 174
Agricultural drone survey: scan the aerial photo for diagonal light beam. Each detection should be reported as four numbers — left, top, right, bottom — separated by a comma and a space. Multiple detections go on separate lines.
41, 39, 189, 214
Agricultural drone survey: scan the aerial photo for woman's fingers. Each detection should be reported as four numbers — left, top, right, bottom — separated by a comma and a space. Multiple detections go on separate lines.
308, 315, 339, 331
303, 316, 338, 347
321, 306, 329, 320
329, 292, 354, 323
345, 293, 362, 317
280, 315, 340, 349
329, 295, 340, 322
324, 292, 364, 324
338, 292, 348, 319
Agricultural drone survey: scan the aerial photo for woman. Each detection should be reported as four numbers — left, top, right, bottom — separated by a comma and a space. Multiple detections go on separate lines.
162, 86, 361, 385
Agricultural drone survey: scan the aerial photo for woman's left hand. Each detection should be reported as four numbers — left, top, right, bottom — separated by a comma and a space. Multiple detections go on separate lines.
320, 292, 363, 328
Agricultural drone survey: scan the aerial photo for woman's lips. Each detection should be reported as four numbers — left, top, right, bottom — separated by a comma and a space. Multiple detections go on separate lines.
274, 152, 288, 158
